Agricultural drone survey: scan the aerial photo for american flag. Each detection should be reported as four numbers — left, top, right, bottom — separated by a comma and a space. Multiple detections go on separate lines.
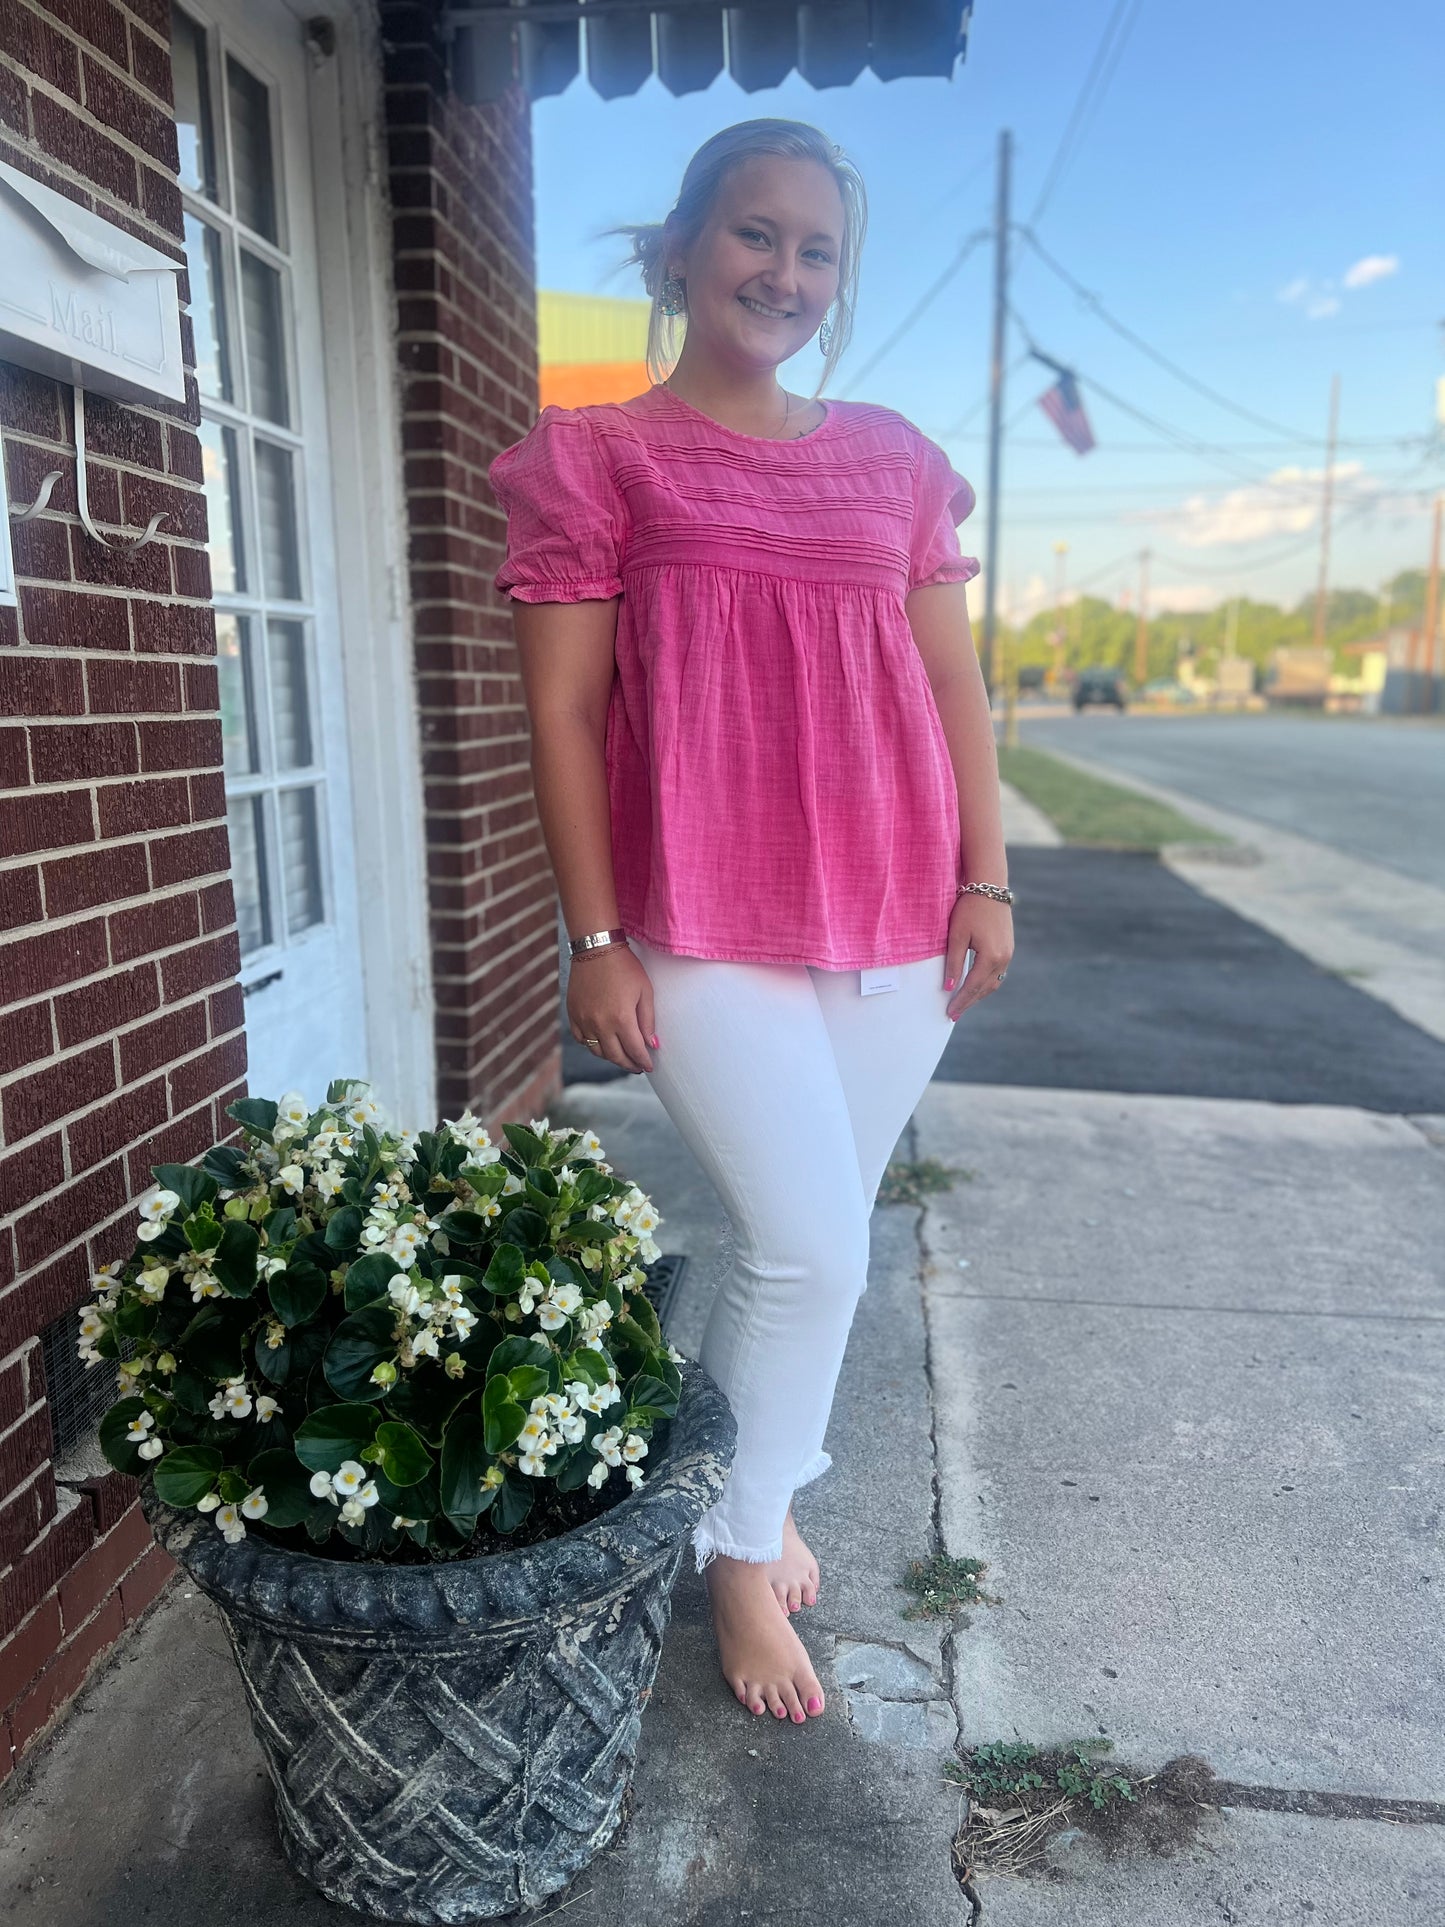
1038, 367, 1096, 455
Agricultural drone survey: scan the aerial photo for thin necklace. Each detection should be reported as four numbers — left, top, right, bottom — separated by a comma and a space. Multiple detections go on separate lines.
665, 378, 799, 439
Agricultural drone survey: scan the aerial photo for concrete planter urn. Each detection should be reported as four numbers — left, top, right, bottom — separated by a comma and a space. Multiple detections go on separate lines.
139, 1356, 734, 1924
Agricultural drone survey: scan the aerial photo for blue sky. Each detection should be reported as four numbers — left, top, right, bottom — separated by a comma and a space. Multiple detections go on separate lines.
532, 0, 1442, 621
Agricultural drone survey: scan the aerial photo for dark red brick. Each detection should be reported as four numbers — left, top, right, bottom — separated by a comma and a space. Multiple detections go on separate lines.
0, 5, 82, 101
65, 1074, 166, 1172
10, 1592, 124, 1760
124, 1102, 213, 1194
117, 998, 207, 1081
58, 1505, 151, 1637
188, 768, 225, 821
197, 879, 233, 933
140, 164, 182, 233
122, 473, 205, 544
86, 656, 182, 716
131, 600, 214, 656
54, 961, 159, 1050
0, 1001, 53, 1079
129, 23, 172, 105
69, 521, 170, 594
0, 1597, 62, 1713
0, 655, 85, 717
10, 514, 73, 584
29, 722, 138, 784
81, 55, 179, 170
16, 587, 130, 656
207, 980, 243, 1036
169, 543, 211, 601
95, 775, 190, 838
0, 726, 28, 789
30, 92, 137, 207
0, 1245, 88, 1359
182, 662, 218, 711
165, 424, 204, 485
3, 916, 108, 1002
0, 863, 44, 932
137, 718, 221, 774
2, 1042, 115, 1143
107, 886, 200, 964
43, 841, 149, 918
0, 367, 66, 444
0, 787, 94, 860
38, 0, 130, 69
15, 1158, 127, 1271
75, 393, 165, 471
0, 1495, 92, 1646
119, 1538, 175, 1623
159, 931, 240, 1002
0, 1134, 66, 1221
146, 823, 229, 886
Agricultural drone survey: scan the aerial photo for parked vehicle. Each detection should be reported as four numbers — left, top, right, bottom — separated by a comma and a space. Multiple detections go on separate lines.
1072, 668, 1128, 711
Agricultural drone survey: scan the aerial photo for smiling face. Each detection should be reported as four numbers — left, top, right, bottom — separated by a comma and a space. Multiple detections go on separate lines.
667, 153, 845, 373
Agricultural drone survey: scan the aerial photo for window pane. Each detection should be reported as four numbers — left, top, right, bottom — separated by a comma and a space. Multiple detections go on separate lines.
254, 440, 301, 600
198, 418, 246, 594
239, 250, 289, 427
216, 615, 260, 776
228, 795, 271, 955
226, 56, 278, 242
278, 788, 324, 934
267, 621, 312, 769
173, 10, 217, 201
184, 214, 232, 402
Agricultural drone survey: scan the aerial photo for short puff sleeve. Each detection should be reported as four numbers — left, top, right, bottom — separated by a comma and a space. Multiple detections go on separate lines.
489, 407, 626, 603
908, 433, 980, 592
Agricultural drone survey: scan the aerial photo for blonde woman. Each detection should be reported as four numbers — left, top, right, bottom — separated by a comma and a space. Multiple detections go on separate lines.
489, 119, 1012, 1727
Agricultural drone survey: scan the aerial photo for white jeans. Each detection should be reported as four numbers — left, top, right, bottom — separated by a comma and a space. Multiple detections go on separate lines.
629, 935, 960, 1571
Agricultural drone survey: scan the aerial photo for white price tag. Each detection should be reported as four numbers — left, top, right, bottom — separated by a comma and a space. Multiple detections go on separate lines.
859, 967, 900, 996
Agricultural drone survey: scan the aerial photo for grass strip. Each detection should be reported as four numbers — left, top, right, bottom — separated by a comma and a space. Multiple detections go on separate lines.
997, 745, 1228, 851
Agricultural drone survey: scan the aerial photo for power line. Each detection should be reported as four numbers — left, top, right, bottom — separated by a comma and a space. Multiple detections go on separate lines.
836, 228, 989, 397
1016, 226, 1318, 443
1027, 0, 1146, 228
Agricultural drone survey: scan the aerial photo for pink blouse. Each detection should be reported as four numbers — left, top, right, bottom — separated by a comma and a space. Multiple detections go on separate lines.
488, 382, 980, 971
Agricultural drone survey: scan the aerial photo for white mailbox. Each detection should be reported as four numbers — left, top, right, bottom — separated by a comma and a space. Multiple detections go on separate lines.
0, 161, 185, 405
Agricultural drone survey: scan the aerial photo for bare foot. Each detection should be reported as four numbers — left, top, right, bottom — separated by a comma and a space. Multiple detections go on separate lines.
704, 1554, 826, 1722
757, 1506, 820, 1616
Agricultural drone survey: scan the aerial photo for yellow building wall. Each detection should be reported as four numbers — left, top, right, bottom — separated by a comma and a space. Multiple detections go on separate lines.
537, 290, 651, 410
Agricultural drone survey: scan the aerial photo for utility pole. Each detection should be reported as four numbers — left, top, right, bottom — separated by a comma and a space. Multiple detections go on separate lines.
1051, 539, 1069, 690
1133, 548, 1151, 687
980, 128, 1011, 701
1312, 373, 1341, 651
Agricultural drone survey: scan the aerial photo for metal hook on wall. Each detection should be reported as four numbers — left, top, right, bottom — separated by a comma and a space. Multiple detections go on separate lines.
10, 382, 170, 551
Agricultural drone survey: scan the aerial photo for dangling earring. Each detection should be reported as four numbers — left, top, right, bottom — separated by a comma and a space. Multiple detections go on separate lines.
818, 304, 835, 355
660, 273, 686, 317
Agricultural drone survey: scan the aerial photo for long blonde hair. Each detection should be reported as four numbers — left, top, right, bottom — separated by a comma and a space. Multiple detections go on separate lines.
601, 118, 867, 395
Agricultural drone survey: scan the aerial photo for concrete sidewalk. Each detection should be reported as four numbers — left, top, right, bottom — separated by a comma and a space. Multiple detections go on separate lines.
2, 1076, 1441, 1923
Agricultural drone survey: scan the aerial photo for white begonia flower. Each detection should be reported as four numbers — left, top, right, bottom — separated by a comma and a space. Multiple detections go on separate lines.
345, 1093, 381, 1128
189, 1268, 223, 1303
314, 1165, 345, 1201
537, 1300, 570, 1333
331, 1461, 375, 1501
412, 1328, 440, 1360
502, 1171, 524, 1196
196, 1490, 222, 1512
594, 1426, 624, 1467
137, 1263, 169, 1301
215, 1503, 246, 1543
393, 1514, 418, 1528
639, 1236, 661, 1264
126, 1410, 156, 1442
518, 1447, 550, 1477
332, 1129, 356, 1156
583, 1334, 606, 1352
517, 1414, 552, 1451
587, 1460, 609, 1488
310, 1470, 337, 1500
241, 1486, 268, 1519
277, 1091, 311, 1130
277, 1163, 306, 1196
389, 1278, 424, 1318
209, 1376, 253, 1421
451, 1305, 478, 1341
622, 1432, 648, 1464
338, 1498, 368, 1526
116, 1365, 140, 1395
255, 1395, 280, 1423
625, 1463, 645, 1488
666, 1343, 686, 1365
474, 1195, 501, 1222
549, 1282, 584, 1317
517, 1279, 543, 1316
575, 1131, 605, 1161
92, 1260, 125, 1290
138, 1185, 181, 1226
137, 1436, 164, 1461
78, 1307, 105, 1344
372, 1182, 402, 1209
558, 1410, 587, 1444
528, 1115, 551, 1136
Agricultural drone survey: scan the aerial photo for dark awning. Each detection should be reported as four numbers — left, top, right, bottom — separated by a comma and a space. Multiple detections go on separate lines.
444, 1, 972, 105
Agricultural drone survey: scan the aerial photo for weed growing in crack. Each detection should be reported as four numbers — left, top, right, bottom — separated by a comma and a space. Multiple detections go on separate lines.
900, 1551, 1000, 1619
877, 1157, 975, 1208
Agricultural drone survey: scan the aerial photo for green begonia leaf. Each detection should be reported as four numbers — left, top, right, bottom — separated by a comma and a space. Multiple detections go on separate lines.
151, 1163, 219, 1215
323, 1303, 397, 1401
481, 1375, 526, 1454
343, 1251, 400, 1311
324, 1205, 363, 1254
373, 1421, 431, 1487
270, 1264, 328, 1327
226, 1096, 278, 1137
153, 1444, 223, 1508
98, 1397, 149, 1475
212, 1219, 260, 1297
293, 1402, 380, 1473
490, 1468, 535, 1532
439, 1410, 493, 1528
241, 1449, 315, 1528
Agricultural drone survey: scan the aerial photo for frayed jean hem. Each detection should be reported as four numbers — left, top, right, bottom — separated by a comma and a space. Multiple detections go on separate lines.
691, 1449, 833, 1573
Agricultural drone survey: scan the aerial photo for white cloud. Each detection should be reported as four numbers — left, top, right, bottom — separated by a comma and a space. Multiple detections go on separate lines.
1130, 463, 1367, 548
1306, 294, 1341, 319
1150, 584, 1221, 614
1343, 253, 1398, 289
1277, 277, 1310, 305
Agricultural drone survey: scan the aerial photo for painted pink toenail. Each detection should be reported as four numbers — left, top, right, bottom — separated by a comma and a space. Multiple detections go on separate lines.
807, 1695, 822, 1713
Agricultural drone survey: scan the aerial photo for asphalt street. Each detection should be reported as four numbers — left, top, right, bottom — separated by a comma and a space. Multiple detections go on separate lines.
1017, 712, 1445, 890
562, 850, 1445, 1112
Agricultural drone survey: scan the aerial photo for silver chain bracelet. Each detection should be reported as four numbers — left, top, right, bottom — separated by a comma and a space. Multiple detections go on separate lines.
956, 882, 1016, 905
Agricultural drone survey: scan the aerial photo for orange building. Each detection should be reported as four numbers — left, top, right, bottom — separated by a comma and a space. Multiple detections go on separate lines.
538, 291, 652, 409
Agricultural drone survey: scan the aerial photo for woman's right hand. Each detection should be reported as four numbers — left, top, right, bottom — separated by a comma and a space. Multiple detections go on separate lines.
566, 945, 658, 1075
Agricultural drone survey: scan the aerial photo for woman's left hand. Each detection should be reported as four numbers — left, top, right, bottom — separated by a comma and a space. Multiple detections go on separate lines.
943, 895, 1014, 1022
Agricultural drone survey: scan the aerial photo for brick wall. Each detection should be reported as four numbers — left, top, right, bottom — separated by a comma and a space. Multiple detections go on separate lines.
381, 2, 562, 1130
0, 1, 238, 1779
